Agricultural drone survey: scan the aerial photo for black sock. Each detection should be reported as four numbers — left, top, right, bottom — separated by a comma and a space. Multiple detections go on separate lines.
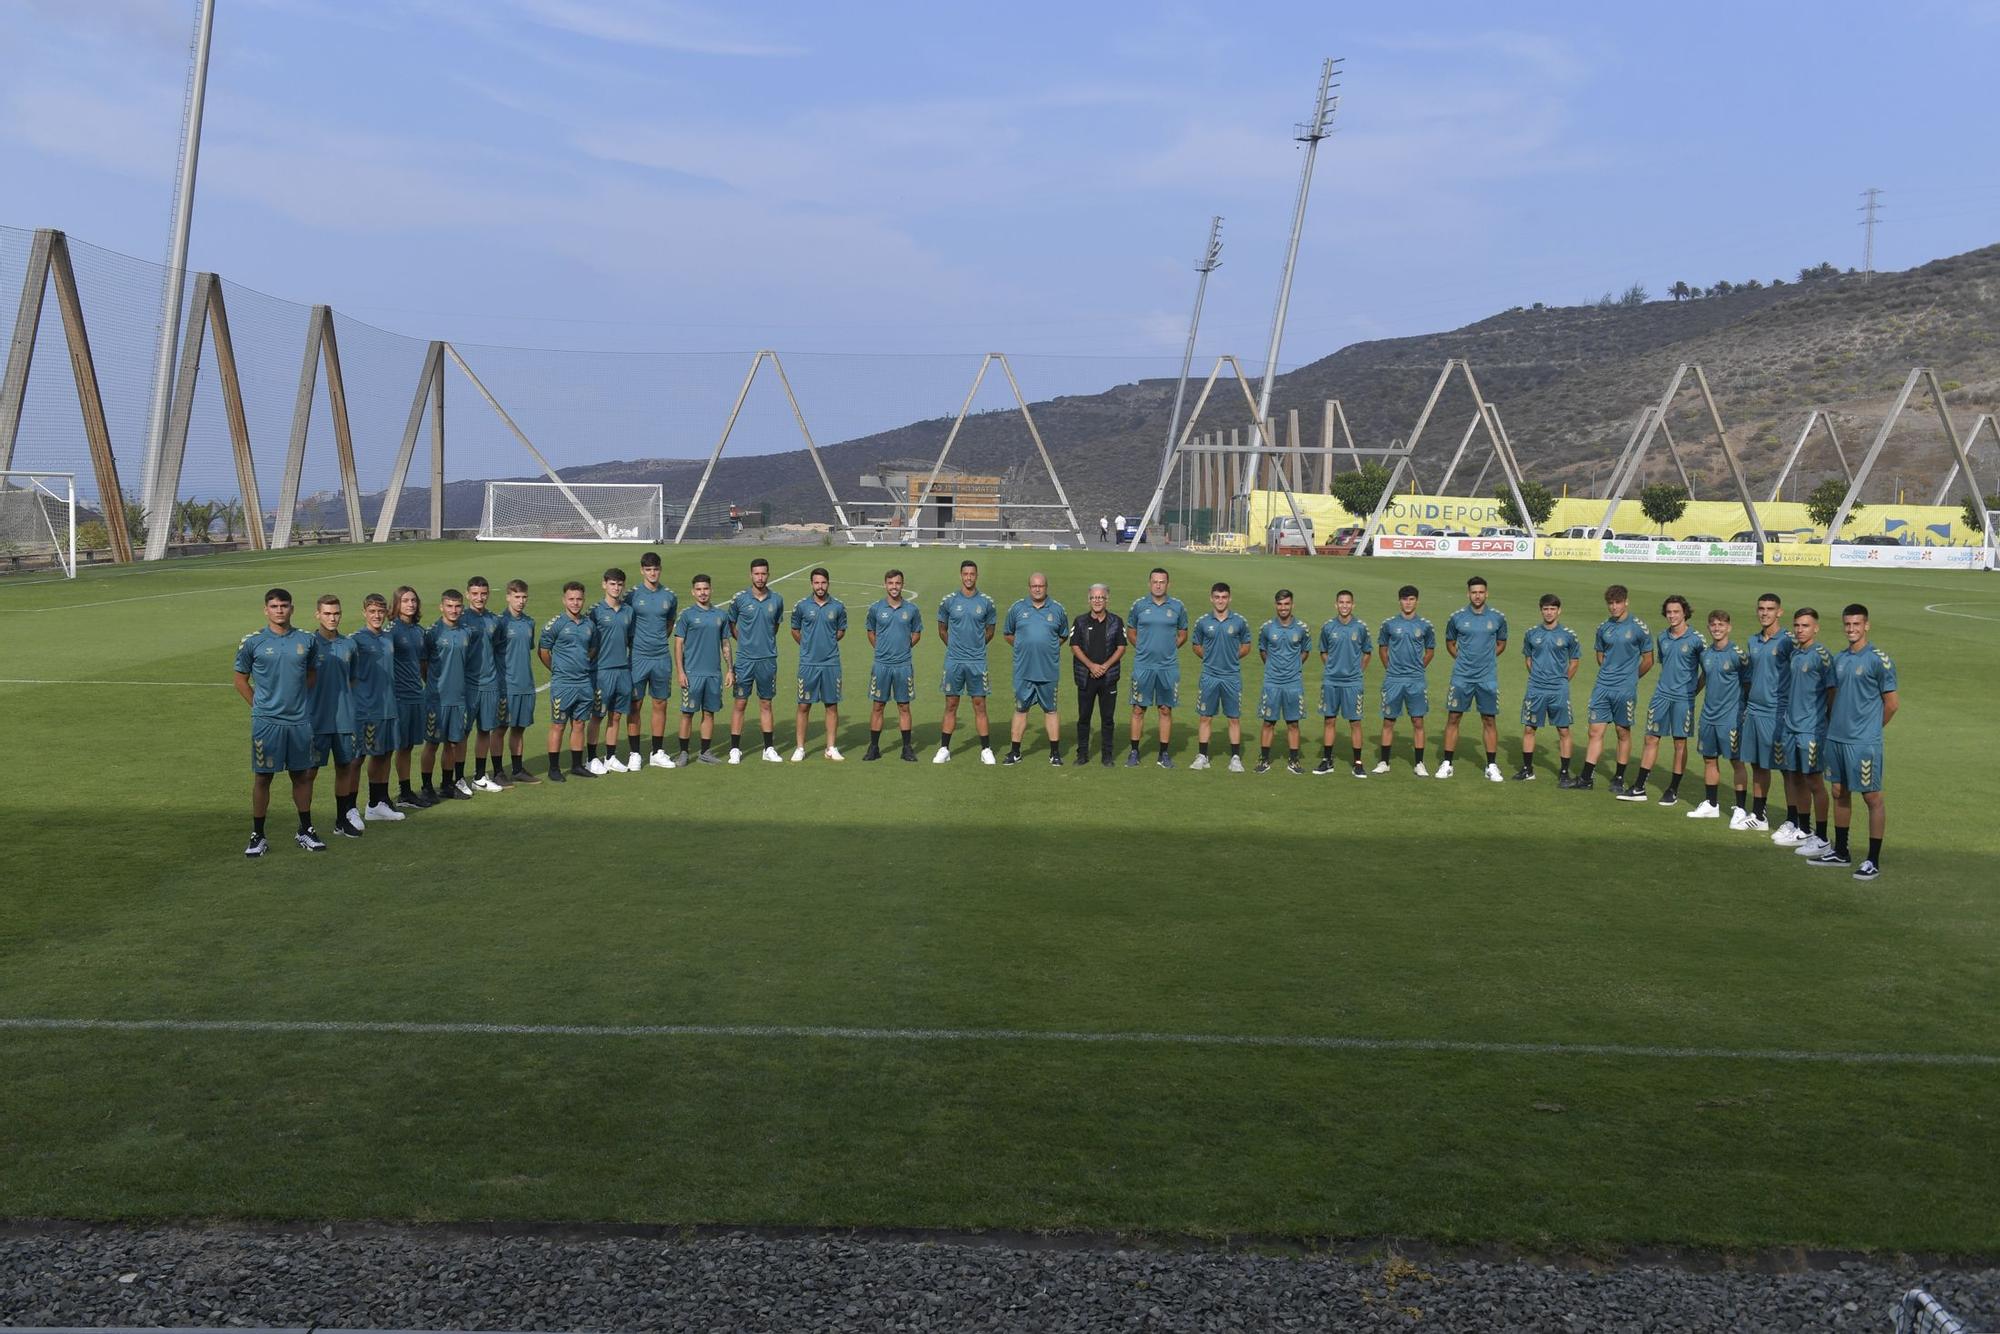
1753, 795, 1768, 819
871, 728, 882, 748
1009, 742, 1021, 758
730, 732, 742, 752
1785, 805, 1798, 828
1131, 740, 1143, 755
473, 757, 485, 779
1259, 746, 1270, 762
1051, 745, 1062, 761
1705, 782, 1718, 804
1834, 825, 1851, 854
700, 737, 711, 754
1158, 742, 1169, 760
1379, 744, 1391, 763
571, 748, 586, 770
1665, 772, 1682, 795
1734, 787, 1747, 810
941, 729, 954, 750
549, 750, 562, 776
1198, 742, 1209, 758
1288, 748, 1299, 763
1635, 767, 1650, 790
335, 793, 350, 819
1867, 836, 1882, 865
1321, 745, 1333, 761
399, 779, 415, 798
762, 729, 774, 748
1230, 742, 1241, 758
977, 730, 991, 750
453, 762, 465, 783
297, 810, 313, 834
512, 752, 527, 772
902, 729, 913, 746
629, 736, 642, 759
1442, 748, 1454, 763
586, 744, 597, 762
1414, 747, 1425, 765
252, 816, 266, 838
1485, 751, 1496, 769
1614, 764, 1627, 787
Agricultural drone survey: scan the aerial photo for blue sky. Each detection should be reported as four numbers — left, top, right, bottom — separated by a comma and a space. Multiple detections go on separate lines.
5, 0, 2000, 490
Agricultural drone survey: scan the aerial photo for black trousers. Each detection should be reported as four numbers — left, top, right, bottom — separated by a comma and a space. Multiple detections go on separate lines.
1075, 673, 1119, 758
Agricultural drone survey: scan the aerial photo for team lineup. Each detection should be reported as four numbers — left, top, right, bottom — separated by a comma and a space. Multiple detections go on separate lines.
231, 555, 1899, 880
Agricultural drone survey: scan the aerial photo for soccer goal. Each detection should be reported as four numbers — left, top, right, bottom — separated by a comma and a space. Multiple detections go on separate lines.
0, 472, 78, 577
479, 482, 665, 542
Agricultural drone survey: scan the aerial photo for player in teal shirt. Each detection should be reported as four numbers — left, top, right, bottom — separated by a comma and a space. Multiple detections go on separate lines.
350, 591, 407, 824
1256, 589, 1313, 774
726, 557, 786, 762
1813, 603, 1898, 880
1578, 584, 1653, 793
424, 590, 478, 800
1189, 581, 1251, 771
231, 587, 323, 855
790, 567, 848, 761
388, 586, 432, 809
1375, 584, 1436, 775
1736, 592, 1794, 830
587, 568, 637, 774
1126, 567, 1189, 767
308, 594, 365, 838
628, 552, 679, 766
864, 568, 924, 761
461, 577, 506, 791
537, 579, 601, 780
1516, 593, 1582, 785
494, 579, 541, 785
1631, 595, 1703, 806
1440, 575, 1509, 782
675, 573, 735, 764
936, 559, 999, 764
1002, 572, 1069, 765
1777, 607, 1838, 855
1315, 589, 1373, 776
1686, 609, 1751, 821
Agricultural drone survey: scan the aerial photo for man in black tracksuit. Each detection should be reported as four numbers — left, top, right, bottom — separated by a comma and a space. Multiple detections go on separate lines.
1070, 582, 1126, 767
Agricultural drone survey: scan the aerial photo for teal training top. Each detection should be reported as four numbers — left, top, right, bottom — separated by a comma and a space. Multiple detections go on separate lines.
727, 589, 785, 661
234, 626, 320, 725
1191, 610, 1251, 681
938, 590, 998, 666
309, 632, 357, 735
1004, 597, 1069, 684
1743, 628, 1793, 714
676, 603, 731, 677
389, 620, 428, 701
1593, 615, 1653, 693
1653, 625, 1703, 700
867, 598, 923, 666
460, 605, 499, 688
1827, 643, 1897, 745
1698, 640, 1750, 727
424, 619, 476, 703
1784, 640, 1836, 737
1318, 617, 1372, 683
350, 624, 396, 722
1521, 624, 1581, 693
1445, 605, 1508, 683
590, 599, 635, 671
537, 612, 598, 685
496, 610, 539, 694
791, 595, 848, 667
1258, 617, 1312, 687
1377, 613, 1435, 680
628, 584, 679, 660
1127, 596, 1189, 673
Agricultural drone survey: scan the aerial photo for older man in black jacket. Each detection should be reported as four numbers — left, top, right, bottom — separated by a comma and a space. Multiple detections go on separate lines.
1070, 582, 1127, 767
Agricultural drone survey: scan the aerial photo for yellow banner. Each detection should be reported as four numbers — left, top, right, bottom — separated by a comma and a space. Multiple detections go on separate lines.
1763, 544, 1832, 567
1535, 538, 1603, 562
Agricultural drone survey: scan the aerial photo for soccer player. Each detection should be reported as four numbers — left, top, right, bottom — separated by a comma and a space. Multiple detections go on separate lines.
307, 594, 364, 837
1812, 603, 1897, 880
790, 566, 848, 761
1686, 610, 1750, 820
935, 559, 998, 764
1778, 608, 1836, 855
1003, 572, 1069, 765
628, 552, 679, 768
1576, 585, 1653, 793
1071, 583, 1126, 768
352, 592, 406, 822
1439, 575, 1508, 782
588, 567, 637, 775
1374, 584, 1435, 776
1314, 589, 1372, 777
1189, 581, 1251, 772
864, 568, 923, 761
1735, 592, 1793, 831
495, 579, 541, 784
425, 589, 477, 799
388, 586, 432, 809
461, 576, 506, 791
726, 557, 785, 764
233, 588, 323, 854
1126, 567, 1189, 768
1256, 589, 1312, 774
538, 580, 600, 781
1628, 594, 1702, 805
1516, 593, 1581, 784
676, 573, 735, 764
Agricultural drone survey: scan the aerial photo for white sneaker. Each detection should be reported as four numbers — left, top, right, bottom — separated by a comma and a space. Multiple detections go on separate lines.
933, 745, 953, 764
364, 801, 405, 822
728, 747, 742, 765
1189, 754, 1210, 771
1227, 755, 1245, 773
1412, 761, 1430, 777
661, 752, 679, 769
1434, 760, 1454, 779
454, 778, 476, 796
1794, 834, 1829, 857
649, 749, 672, 769
980, 748, 996, 766
761, 746, 784, 763
791, 746, 807, 762
1745, 814, 1769, 832
1686, 800, 1721, 819
473, 775, 503, 792
599, 754, 624, 773
586, 758, 606, 776
1484, 763, 1504, 783
1727, 806, 1751, 830
1771, 822, 1805, 846
343, 806, 366, 833
1371, 759, 1391, 775
824, 747, 844, 762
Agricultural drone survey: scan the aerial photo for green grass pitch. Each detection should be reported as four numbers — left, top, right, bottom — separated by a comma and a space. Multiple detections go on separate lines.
2, 541, 1996, 1252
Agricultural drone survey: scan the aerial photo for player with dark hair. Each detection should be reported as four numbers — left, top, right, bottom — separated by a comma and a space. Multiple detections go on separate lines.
628, 552, 679, 767
495, 579, 541, 783
1813, 603, 1897, 880
864, 568, 922, 762
1577, 584, 1653, 793
1439, 574, 1508, 783
1628, 594, 1701, 805
587, 567, 636, 774
1189, 581, 1250, 772
1516, 593, 1580, 784
353, 592, 406, 822
1126, 567, 1188, 767
1314, 589, 1372, 778
425, 589, 477, 800
388, 586, 432, 809
727, 557, 785, 764
676, 573, 734, 764
1375, 584, 1435, 775
936, 559, 998, 764
308, 594, 365, 836
1778, 607, 1836, 855
461, 576, 505, 791
790, 566, 847, 761
1686, 609, 1750, 821
538, 580, 599, 781
1003, 571, 1068, 765
1734, 592, 1793, 831
1256, 588, 1312, 774
232, 588, 323, 855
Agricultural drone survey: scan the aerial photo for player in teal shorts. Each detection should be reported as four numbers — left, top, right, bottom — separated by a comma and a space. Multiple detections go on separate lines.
675, 573, 735, 765
1776, 607, 1836, 855
726, 558, 785, 764
1686, 609, 1750, 821
1629, 594, 1702, 806
586, 568, 636, 775
231, 587, 323, 855
863, 568, 923, 762
1734, 593, 1793, 831
1255, 589, 1312, 774
388, 586, 432, 809
1578, 584, 1653, 793
1375, 584, 1436, 775
351, 592, 406, 824
538, 580, 601, 781
790, 566, 848, 762
1315, 589, 1372, 777
1002, 572, 1069, 765
1440, 575, 1508, 783
1811, 603, 1898, 880
460, 576, 506, 791
935, 560, 998, 764
1516, 593, 1581, 785
1126, 567, 1189, 767
494, 579, 541, 784
627, 552, 679, 767
1189, 582, 1250, 772
424, 590, 479, 800
308, 594, 365, 838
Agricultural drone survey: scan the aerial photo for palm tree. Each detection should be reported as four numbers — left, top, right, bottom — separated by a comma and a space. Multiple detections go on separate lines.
1669, 281, 1691, 302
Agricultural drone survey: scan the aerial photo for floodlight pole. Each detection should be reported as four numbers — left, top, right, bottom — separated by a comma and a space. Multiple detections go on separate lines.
1245, 57, 1341, 500
1160, 216, 1223, 481
139, 0, 217, 560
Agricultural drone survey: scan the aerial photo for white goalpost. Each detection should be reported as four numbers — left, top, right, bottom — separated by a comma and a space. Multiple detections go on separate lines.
0, 472, 78, 577
479, 481, 664, 543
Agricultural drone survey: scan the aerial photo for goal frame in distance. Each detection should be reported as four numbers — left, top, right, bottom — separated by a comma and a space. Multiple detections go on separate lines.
479, 481, 666, 543
0, 471, 78, 578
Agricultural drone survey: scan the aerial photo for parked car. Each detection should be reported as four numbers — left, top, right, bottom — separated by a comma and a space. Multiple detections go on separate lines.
1560, 525, 1603, 540
1436, 528, 1471, 538
1610, 532, 1651, 543
1266, 515, 1315, 554
1478, 526, 1529, 538
1846, 533, 1906, 546
1733, 528, 1819, 545
1326, 525, 1366, 555
1681, 533, 1725, 544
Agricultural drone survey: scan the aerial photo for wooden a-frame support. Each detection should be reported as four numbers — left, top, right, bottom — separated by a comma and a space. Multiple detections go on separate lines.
1595, 364, 1763, 542
1930, 413, 2000, 507
1830, 367, 1995, 551
372, 340, 446, 543
1357, 360, 1540, 549
0, 228, 134, 561
676, 349, 850, 544
1767, 409, 1852, 503
271, 305, 364, 548
149, 271, 265, 557
907, 352, 1087, 548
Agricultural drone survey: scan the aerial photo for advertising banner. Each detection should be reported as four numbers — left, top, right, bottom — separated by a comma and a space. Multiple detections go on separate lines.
1535, 538, 1603, 562
1374, 534, 1533, 559
1594, 538, 1760, 565
1764, 544, 1831, 567
1829, 544, 1985, 570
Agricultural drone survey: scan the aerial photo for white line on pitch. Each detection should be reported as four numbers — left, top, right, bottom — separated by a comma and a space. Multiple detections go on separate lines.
768, 564, 817, 585
0, 678, 233, 688
33, 571, 386, 612
1, 1016, 1993, 1068
1923, 601, 2000, 623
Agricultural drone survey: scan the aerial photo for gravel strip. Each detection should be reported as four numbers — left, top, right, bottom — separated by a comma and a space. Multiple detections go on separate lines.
2, 1227, 1996, 1332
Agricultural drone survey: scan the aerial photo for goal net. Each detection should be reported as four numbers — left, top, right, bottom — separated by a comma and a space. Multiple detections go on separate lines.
480, 482, 664, 542
0, 472, 77, 577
